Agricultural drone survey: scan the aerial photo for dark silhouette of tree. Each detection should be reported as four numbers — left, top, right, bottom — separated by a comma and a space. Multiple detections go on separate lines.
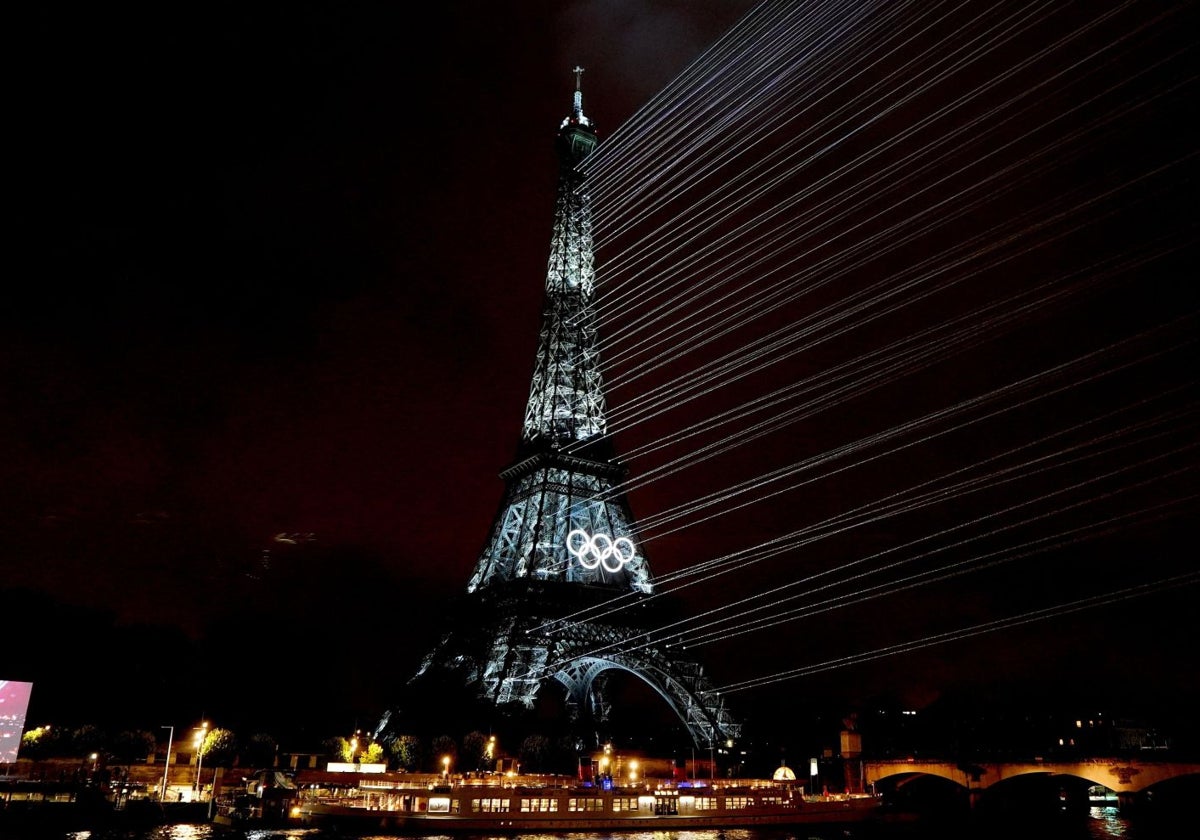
430, 735, 456, 773
242, 732, 278, 768
72, 725, 103, 758
519, 734, 550, 772
109, 729, 155, 767
320, 737, 344, 763
461, 731, 488, 772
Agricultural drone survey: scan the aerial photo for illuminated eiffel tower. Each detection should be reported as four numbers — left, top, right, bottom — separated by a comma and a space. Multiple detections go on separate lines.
377, 70, 739, 750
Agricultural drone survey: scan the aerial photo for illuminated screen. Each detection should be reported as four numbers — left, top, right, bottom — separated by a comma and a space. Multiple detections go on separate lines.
0, 680, 34, 763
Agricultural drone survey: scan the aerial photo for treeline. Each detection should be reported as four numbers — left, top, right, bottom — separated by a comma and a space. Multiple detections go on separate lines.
17, 723, 584, 775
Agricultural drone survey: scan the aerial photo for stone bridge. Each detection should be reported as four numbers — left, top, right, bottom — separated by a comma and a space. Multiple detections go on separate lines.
864, 757, 1200, 809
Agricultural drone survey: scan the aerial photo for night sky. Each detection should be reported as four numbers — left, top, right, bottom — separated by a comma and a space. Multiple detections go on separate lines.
4, 1, 1197, 749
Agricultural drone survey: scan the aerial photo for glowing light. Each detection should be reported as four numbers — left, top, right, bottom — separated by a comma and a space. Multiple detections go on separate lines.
567, 529, 635, 572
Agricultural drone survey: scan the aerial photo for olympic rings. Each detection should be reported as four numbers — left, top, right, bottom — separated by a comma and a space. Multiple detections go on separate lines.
566, 528, 635, 574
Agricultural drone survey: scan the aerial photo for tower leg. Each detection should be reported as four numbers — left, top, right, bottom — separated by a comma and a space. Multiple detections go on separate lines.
587, 673, 610, 724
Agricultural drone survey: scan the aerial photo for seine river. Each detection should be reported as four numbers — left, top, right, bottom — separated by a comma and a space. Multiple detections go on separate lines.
23, 806, 1189, 840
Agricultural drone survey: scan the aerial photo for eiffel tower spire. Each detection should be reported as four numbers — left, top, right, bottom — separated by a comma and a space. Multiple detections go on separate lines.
521, 65, 605, 448
465, 70, 652, 596
379, 71, 739, 751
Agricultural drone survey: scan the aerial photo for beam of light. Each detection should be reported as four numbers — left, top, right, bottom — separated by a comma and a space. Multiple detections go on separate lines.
714, 571, 1200, 694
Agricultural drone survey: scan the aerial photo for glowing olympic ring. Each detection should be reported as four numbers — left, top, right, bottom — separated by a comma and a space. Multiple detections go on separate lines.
567, 529, 635, 574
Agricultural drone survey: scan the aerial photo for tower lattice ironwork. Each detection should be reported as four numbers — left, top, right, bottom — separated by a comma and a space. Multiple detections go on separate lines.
379, 70, 739, 750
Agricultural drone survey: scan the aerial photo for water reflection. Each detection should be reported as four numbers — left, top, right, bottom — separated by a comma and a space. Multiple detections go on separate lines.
37, 813, 1181, 840
1089, 805, 1129, 837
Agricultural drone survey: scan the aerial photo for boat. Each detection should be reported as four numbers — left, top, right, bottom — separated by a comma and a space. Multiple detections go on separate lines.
292, 775, 884, 832
211, 769, 298, 828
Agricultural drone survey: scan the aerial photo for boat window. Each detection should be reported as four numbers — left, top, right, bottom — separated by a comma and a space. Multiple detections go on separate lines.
520, 797, 559, 812
612, 796, 639, 811
726, 796, 752, 809
568, 797, 605, 811
470, 798, 511, 813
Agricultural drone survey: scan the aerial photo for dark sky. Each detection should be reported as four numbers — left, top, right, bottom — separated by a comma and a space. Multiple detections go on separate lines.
4, 1, 1197, 747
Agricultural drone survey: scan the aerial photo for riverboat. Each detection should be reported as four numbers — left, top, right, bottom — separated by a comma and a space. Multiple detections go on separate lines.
293, 777, 884, 832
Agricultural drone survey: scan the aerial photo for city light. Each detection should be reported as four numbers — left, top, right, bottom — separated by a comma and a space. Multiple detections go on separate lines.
193, 721, 209, 800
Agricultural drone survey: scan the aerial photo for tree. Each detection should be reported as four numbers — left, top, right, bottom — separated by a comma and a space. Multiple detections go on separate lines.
431, 735, 456, 773
519, 735, 550, 772
461, 731, 489, 772
241, 733, 278, 768
324, 736, 351, 763
388, 735, 422, 771
109, 729, 156, 768
72, 725, 103, 758
201, 728, 238, 768
18, 725, 55, 760
359, 743, 385, 765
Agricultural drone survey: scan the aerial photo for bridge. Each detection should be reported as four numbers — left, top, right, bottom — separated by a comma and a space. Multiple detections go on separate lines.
864, 757, 1200, 810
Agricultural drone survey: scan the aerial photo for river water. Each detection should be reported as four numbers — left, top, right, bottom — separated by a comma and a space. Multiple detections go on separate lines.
27, 805, 1188, 840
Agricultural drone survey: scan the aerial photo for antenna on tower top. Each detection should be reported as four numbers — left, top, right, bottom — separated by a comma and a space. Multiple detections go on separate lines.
571, 66, 586, 123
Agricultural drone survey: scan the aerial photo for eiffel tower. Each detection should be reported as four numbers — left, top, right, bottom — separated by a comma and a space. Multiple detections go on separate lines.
377, 70, 739, 751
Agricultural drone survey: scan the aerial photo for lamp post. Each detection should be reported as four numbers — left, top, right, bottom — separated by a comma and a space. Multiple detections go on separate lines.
709, 725, 716, 780
193, 721, 208, 801
442, 755, 450, 779
160, 726, 174, 802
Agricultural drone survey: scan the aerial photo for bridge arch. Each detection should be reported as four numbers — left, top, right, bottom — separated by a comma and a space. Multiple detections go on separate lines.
868, 758, 1200, 796
553, 653, 739, 748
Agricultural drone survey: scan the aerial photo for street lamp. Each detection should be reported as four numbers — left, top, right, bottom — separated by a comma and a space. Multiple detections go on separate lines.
160, 726, 174, 802
193, 721, 208, 801
442, 755, 450, 779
